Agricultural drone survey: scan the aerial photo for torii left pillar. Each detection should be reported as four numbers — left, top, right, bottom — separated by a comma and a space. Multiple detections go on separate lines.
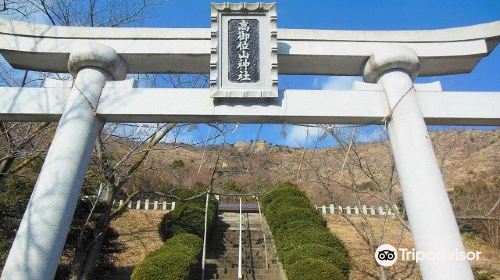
1, 43, 126, 280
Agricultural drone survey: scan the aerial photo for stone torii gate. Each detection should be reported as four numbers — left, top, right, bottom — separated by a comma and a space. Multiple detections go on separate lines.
0, 3, 499, 280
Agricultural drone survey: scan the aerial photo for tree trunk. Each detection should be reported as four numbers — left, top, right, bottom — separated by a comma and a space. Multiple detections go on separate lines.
378, 266, 388, 280
0, 156, 15, 181
81, 224, 109, 280
69, 245, 86, 280
70, 190, 116, 279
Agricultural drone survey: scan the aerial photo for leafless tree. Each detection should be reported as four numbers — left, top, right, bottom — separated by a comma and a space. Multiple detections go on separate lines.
300, 125, 417, 279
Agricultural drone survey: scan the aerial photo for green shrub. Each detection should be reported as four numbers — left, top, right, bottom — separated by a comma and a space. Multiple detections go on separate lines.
287, 259, 346, 280
260, 183, 351, 279
159, 204, 206, 240
273, 220, 325, 236
282, 244, 351, 278
158, 196, 218, 241
267, 207, 325, 232
265, 195, 311, 214
131, 233, 202, 280
275, 227, 347, 254
171, 159, 185, 170
261, 182, 305, 206
221, 180, 244, 193
141, 190, 219, 279
472, 267, 495, 280
356, 181, 376, 191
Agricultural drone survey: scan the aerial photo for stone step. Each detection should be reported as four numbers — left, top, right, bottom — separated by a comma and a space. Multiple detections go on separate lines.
206, 267, 282, 275
205, 257, 278, 266
218, 213, 263, 218
215, 223, 267, 231
207, 257, 276, 263
207, 248, 274, 254
209, 232, 270, 238
207, 257, 277, 263
216, 222, 263, 228
208, 275, 279, 280
205, 267, 282, 275
208, 240, 269, 247
205, 259, 281, 270
208, 239, 270, 247
210, 237, 271, 245
210, 231, 269, 239
207, 269, 282, 280
206, 212, 284, 279
206, 251, 276, 260
209, 272, 282, 279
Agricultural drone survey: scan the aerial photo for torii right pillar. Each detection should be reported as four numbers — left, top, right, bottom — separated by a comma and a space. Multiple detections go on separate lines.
363, 46, 473, 279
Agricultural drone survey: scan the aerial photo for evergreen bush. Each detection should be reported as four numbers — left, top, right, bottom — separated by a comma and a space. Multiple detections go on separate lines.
287, 259, 346, 280
136, 189, 219, 280
273, 220, 324, 237
260, 182, 305, 206
275, 226, 346, 254
158, 193, 218, 241
261, 183, 351, 279
266, 207, 325, 232
265, 195, 311, 215
131, 233, 202, 280
282, 244, 351, 277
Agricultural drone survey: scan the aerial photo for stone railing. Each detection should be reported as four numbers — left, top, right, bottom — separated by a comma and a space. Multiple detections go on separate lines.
315, 204, 399, 217
115, 199, 176, 211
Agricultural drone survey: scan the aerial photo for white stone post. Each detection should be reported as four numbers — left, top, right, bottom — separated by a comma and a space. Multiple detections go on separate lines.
171, 201, 176, 211
1, 43, 126, 280
378, 206, 386, 216
136, 200, 141, 210
393, 204, 400, 214
346, 206, 352, 215
353, 206, 359, 215
362, 205, 368, 215
329, 204, 335, 214
153, 201, 158, 210
321, 205, 327, 214
386, 205, 394, 216
162, 201, 167, 211
364, 46, 472, 279
145, 199, 150, 210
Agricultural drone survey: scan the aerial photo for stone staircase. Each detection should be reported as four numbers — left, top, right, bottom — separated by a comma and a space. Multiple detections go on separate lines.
205, 212, 285, 280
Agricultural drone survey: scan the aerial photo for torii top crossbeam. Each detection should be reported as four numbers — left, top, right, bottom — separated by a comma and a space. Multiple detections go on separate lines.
1, 18, 499, 75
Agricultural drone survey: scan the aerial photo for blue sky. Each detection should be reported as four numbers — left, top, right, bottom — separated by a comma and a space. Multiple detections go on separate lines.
144, 0, 499, 147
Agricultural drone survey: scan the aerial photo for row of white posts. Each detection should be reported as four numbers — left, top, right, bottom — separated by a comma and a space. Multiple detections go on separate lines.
315, 204, 398, 217
116, 199, 176, 211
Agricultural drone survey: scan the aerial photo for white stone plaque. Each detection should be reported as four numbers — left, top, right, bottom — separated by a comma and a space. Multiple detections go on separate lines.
210, 2, 278, 98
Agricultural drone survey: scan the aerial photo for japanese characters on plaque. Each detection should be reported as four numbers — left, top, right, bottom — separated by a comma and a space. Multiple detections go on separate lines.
210, 2, 278, 98
229, 19, 259, 83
